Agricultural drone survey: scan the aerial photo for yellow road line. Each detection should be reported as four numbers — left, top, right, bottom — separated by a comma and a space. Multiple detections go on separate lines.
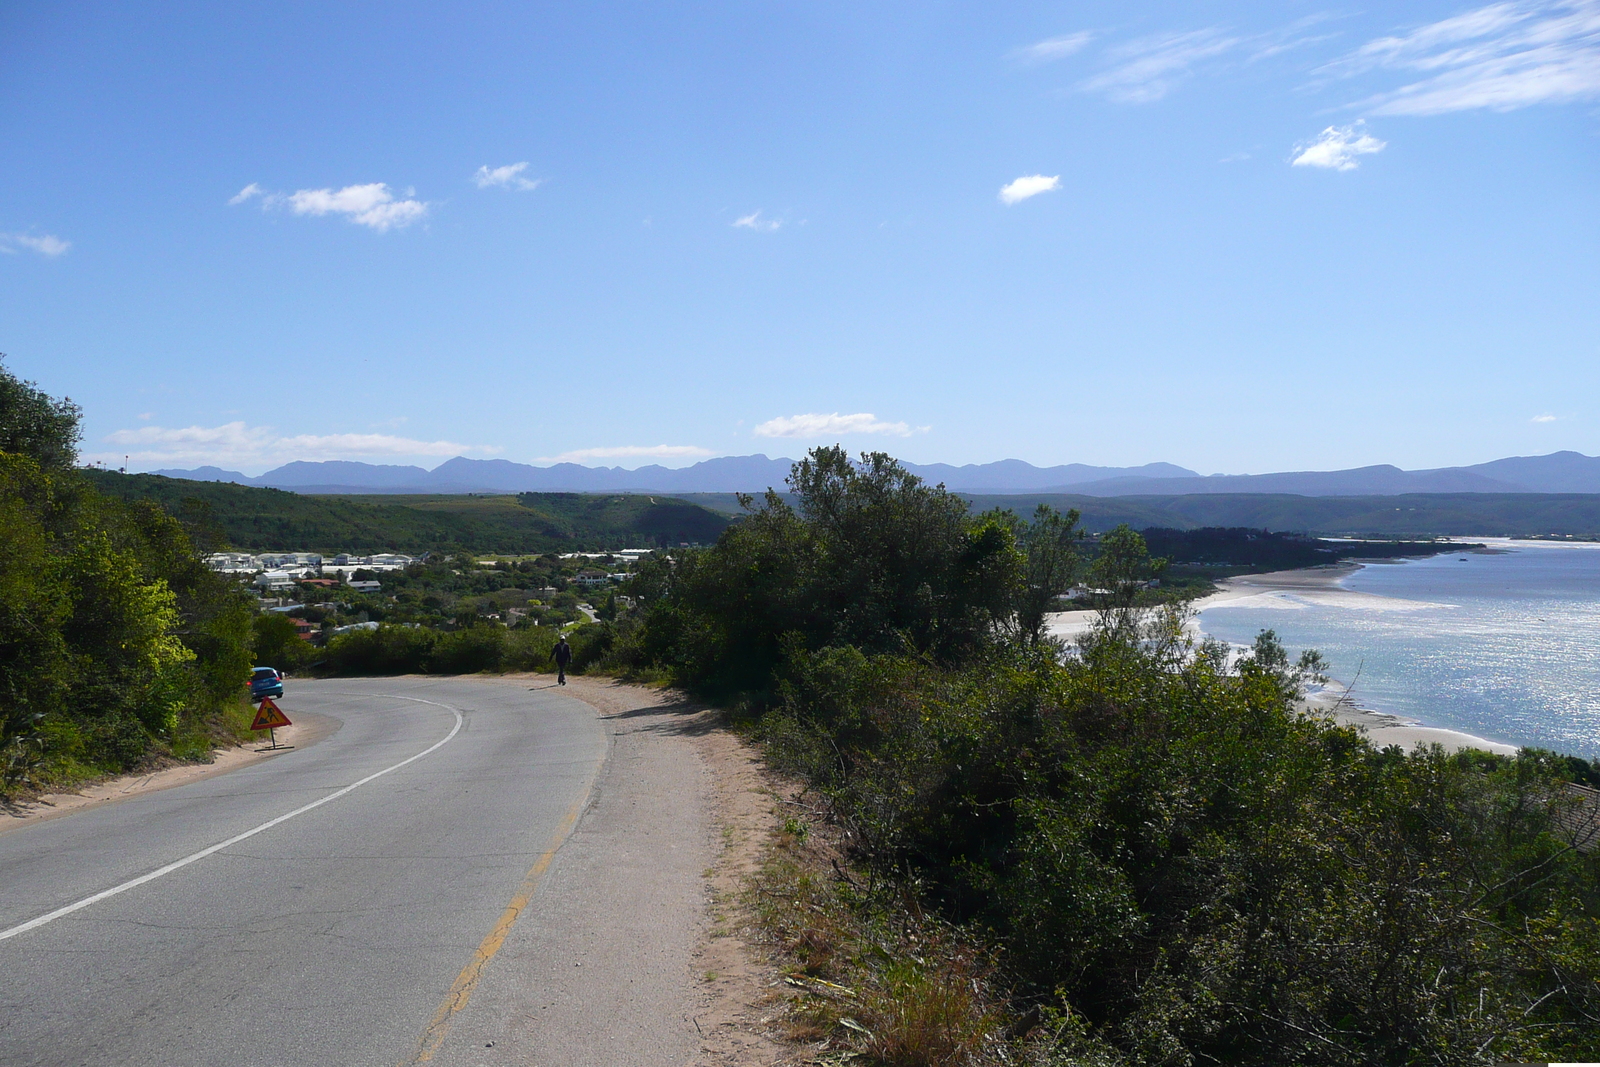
404, 788, 592, 1064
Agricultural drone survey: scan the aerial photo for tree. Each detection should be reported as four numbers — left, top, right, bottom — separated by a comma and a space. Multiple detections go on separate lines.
251, 614, 312, 672
1010, 504, 1083, 646
640, 447, 1025, 700
0, 355, 82, 470
789, 447, 1020, 659
1087, 523, 1167, 610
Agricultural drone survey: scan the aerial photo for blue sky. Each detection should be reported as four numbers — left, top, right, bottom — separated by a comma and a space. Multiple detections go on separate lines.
2, 1, 1597, 475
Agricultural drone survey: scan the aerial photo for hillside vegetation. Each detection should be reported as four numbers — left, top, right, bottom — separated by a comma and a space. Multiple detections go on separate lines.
82, 471, 732, 552
0, 362, 255, 792
961, 491, 1600, 538
614, 448, 1600, 1065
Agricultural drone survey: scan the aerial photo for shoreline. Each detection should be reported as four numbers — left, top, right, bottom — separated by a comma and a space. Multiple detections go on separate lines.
1197, 564, 1518, 756
1045, 562, 1519, 757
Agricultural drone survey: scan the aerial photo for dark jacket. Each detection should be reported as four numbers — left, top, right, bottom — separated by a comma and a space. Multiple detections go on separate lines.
552, 640, 572, 665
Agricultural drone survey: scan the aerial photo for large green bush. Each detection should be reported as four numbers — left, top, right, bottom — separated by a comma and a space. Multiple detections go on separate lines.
320, 620, 572, 676
322, 624, 438, 675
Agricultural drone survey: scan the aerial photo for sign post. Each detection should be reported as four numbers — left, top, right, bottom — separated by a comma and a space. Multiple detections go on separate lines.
250, 696, 293, 750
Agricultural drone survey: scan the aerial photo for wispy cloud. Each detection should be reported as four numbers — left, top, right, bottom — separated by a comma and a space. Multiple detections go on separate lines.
92, 421, 495, 467
538, 445, 716, 465
1532, 412, 1561, 422
1064, 17, 1336, 103
1, 232, 71, 256
229, 182, 428, 231
1328, 0, 1600, 115
473, 162, 541, 191
1011, 31, 1094, 64
753, 413, 923, 439
732, 210, 781, 232
999, 174, 1061, 205
1081, 28, 1241, 102
1291, 123, 1387, 170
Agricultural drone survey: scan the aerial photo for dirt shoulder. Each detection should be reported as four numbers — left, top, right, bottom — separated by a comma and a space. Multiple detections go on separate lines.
0, 712, 340, 837
495, 674, 795, 1066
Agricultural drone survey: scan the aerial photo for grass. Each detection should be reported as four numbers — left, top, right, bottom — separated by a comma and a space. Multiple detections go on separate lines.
750, 803, 1015, 1066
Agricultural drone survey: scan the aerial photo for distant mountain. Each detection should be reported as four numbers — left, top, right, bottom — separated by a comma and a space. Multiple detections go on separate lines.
904, 460, 1196, 491
1458, 451, 1600, 493
152, 465, 251, 482
1068, 465, 1526, 497
140, 450, 1600, 498
1064, 453, 1600, 497
145, 455, 1201, 494
258, 460, 436, 489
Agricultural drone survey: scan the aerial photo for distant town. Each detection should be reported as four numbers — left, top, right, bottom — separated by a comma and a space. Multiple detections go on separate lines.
205, 548, 656, 593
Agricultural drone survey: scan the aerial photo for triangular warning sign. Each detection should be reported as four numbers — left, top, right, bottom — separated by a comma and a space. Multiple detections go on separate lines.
251, 696, 292, 730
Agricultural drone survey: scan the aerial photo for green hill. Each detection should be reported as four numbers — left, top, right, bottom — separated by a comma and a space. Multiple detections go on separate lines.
82, 471, 732, 553
960, 491, 1600, 537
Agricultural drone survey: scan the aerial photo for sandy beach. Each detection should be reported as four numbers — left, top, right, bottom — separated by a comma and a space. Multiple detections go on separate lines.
1045, 564, 1519, 757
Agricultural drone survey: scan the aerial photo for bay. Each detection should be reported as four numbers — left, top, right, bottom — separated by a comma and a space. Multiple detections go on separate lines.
1196, 541, 1600, 758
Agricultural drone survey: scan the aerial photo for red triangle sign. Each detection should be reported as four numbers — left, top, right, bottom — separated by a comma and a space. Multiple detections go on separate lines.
251, 697, 292, 731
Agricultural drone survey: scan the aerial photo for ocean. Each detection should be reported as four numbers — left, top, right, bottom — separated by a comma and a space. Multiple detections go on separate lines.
1196, 541, 1600, 759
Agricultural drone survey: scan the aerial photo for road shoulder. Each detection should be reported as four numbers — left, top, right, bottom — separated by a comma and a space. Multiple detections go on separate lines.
487, 674, 792, 1066
0, 711, 340, 837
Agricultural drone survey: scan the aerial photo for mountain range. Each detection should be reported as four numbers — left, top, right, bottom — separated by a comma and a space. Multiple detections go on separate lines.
150, 451, 1600, 497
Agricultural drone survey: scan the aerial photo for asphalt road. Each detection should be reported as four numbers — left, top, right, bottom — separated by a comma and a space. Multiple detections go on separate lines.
0, 677, 709, 1067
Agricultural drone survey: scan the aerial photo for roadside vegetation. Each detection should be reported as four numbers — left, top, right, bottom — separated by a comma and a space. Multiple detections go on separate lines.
0, 360, 256, 796
618, 447, 1600, 1066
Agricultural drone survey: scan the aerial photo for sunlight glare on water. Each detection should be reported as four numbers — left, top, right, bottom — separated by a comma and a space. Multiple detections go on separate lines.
1197, 541, 1600, 758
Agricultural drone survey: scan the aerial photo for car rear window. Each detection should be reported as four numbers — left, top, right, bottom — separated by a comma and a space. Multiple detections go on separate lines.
252, 668, 277, 680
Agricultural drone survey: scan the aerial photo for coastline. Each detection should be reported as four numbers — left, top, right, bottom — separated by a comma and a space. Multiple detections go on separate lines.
1196, 564, 1518, 756
1046, 562, 1519, 757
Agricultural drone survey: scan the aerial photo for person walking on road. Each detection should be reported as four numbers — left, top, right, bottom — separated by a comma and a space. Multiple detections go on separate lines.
551, 635, 573, 686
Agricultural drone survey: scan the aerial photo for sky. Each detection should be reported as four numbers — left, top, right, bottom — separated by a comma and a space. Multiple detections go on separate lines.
2, 0, 1598, 476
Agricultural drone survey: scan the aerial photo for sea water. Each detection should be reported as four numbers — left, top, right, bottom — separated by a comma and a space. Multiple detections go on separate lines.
1196, 541, 1600, 758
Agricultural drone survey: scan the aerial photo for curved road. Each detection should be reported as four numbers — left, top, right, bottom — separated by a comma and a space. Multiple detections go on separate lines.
0, 678, 710, 1067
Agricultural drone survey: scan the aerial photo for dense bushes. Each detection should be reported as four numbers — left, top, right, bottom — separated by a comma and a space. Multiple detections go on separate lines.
760, 622, 1600, 1063
319, 620, 625, 677
632, 448, 1600, 1064
0, 363, 255, 790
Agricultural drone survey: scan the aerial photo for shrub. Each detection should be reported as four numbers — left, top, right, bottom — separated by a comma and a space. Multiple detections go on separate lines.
428, 625, 506, 674
322, 624, 436, 675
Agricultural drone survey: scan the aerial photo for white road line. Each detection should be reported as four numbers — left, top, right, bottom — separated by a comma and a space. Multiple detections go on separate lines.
0, 694, 464, 944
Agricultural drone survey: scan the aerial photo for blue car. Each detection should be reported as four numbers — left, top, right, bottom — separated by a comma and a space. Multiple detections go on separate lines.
249, 667, 284, 702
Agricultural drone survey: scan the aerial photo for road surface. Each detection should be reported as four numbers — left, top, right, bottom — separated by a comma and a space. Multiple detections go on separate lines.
0, 677, 711, 1067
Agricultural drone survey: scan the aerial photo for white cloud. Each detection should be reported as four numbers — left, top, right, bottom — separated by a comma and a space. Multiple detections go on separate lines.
285, 183, 428, 231
473, 162, 541, 191
1012, 31, 1094, 64
92, 421, 495, 468
230, 182, 428, 231
538, 445, 716, 464
1080, 28, 1240, 102
1291, 124, 1387, 170
1, 232, 71, 256
752, 413, 922, 439
1327, 0, 1600, 115
732, 210, 781, 232
1532, 413, 1561, 422
999, 174, 1061, 205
